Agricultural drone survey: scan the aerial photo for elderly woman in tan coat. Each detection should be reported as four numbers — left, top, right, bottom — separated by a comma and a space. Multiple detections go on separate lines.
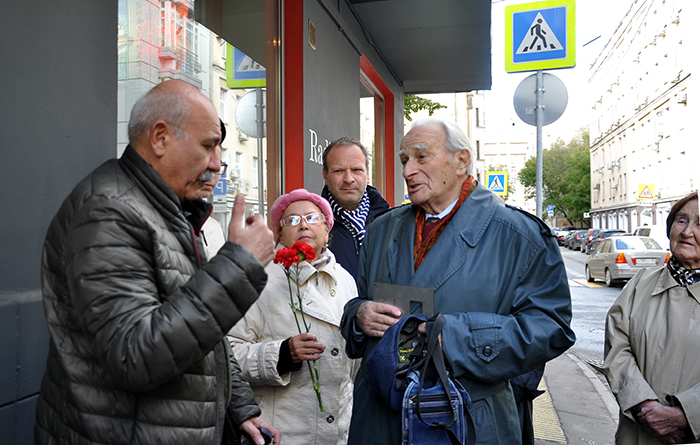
228, 189, 358, 445
604, 192, 700, 444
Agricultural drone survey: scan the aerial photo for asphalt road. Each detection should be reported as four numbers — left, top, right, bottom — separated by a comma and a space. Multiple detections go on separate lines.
558, 246, 622, 365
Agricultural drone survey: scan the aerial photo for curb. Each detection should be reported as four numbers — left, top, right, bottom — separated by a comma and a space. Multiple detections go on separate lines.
567, 353, 619, 421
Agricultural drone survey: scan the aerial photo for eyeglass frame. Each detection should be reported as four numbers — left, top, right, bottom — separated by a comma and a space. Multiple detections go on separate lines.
280, 212, 327, 228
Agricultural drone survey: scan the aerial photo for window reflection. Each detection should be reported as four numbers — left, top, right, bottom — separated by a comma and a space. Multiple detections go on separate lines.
118, 0, 270, 230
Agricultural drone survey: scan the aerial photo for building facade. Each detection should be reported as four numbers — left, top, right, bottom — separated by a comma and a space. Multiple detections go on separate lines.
588, 0, 695, 231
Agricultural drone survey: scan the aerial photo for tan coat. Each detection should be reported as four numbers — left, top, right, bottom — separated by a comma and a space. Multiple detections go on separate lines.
228, 248, 358, 445
604, 266, 700, 444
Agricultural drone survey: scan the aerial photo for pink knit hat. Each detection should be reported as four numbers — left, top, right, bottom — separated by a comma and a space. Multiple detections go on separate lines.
270, 189, 334, 237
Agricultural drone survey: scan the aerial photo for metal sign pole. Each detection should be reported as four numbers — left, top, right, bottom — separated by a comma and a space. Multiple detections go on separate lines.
536, 70, 544, 219
256, 87, 265, 215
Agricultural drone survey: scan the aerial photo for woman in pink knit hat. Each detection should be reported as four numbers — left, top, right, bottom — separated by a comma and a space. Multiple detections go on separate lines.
228, 189, 359, 445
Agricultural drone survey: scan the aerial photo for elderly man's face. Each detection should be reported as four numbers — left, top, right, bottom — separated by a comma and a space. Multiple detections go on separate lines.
399, 123, 469, 215
161, 95, 222, 202
323, 144, 368, 211
670, 199, 700, 269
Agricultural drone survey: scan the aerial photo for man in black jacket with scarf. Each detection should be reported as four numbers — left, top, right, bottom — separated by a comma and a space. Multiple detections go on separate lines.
321, 137, 390, 279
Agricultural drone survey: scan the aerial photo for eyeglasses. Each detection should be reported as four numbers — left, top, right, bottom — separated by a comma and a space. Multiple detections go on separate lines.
280, 213, 326, 228
219, 161, 228, 176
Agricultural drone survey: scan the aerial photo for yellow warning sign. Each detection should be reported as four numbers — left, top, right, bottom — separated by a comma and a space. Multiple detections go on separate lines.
638, 184, 655, 200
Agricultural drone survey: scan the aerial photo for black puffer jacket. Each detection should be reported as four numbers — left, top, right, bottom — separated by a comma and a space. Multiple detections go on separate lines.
35, 146, 267, 444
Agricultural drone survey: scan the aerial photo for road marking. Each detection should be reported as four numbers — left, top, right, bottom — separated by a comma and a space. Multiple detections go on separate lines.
533, 378, 567, 443
572, 279, 603, 288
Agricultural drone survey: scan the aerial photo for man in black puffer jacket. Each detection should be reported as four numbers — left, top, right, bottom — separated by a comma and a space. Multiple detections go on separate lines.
35, 80, 280, 445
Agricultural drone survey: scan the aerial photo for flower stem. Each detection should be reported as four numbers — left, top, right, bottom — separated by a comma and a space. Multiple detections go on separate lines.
285, 269, 303, 333
306, 361, 324, 412
285, 262, 323, 412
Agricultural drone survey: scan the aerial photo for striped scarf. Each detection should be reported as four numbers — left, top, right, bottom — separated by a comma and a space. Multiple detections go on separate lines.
328, 190, 371, 254
667, 255, 700, 287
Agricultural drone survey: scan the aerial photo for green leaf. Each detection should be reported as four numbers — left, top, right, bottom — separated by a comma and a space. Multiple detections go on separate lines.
403, 95, 447, 122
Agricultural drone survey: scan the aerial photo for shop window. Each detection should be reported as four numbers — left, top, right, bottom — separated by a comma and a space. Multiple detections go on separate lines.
118, 0, 278, 225
360, 72, 385, 194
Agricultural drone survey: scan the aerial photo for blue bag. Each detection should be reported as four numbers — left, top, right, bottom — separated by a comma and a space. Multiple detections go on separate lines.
400, 314, 475, 445
366, 313, 475, 444
365, 313, 430, 410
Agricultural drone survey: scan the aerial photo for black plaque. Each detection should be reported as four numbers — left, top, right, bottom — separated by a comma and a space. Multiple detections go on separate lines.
372, 282, 434, 317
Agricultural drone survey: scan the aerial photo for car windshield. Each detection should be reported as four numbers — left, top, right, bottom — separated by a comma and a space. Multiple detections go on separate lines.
603, 231, 623, 238
615, 237, 662, 250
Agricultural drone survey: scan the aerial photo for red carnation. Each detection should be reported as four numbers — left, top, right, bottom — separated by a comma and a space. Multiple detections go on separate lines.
274, 242, 317, 268
293, 241, 316, 262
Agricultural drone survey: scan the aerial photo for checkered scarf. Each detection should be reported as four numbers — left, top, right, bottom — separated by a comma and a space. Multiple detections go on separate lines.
667, 255, 700, 287
327, 190, 370, 254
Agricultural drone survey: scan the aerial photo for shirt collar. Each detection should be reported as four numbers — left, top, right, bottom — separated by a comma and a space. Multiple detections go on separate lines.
425, 199, 459, 220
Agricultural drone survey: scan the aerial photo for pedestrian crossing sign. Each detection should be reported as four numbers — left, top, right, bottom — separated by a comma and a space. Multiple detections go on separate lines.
486, 171, 508, 196
226, 44, 266, 88
505, 0, 576, 73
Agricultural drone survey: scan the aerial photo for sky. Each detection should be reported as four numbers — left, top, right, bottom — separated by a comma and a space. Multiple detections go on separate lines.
488, 0, 636, 145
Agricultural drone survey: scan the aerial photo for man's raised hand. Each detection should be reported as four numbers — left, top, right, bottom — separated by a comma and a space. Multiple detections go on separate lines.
228, 194, 276, 265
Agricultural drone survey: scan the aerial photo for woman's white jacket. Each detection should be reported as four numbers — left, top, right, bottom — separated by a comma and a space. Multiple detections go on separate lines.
228, 248, 358, 445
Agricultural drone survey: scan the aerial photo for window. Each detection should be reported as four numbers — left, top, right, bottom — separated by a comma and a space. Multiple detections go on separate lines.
476, 140, 481, 160
475, 108, 485, 128
220, 89, 228, 121
360, 69, 385, 193
619, 175, 622, 197
234, 152, 242, 178
118, 0, 275, 218
253, 157, 259, 188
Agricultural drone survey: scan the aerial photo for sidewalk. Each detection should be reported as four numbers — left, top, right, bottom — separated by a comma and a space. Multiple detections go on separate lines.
534, 352, 619, 445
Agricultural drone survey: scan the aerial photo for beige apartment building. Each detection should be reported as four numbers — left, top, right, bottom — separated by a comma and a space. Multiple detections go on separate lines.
588, 0, 695, 232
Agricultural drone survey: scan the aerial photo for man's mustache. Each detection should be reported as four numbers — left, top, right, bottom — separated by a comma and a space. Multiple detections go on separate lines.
198, 169, 215, 183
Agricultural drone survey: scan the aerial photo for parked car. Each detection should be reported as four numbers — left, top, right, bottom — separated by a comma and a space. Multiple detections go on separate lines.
563, 230, 578, 249
587, 229, 626, 253
632, 225, 670, 250
569, 230, 588, 251
581, 228, 601, 254
556, 226, 576, 246
585, 236, 670, 287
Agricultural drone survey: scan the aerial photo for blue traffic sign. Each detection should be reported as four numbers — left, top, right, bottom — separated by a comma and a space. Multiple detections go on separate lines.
213, 178, 227, 195
226, 45, 266, 88
505, 0, 575, 73
485, 172, 508, 196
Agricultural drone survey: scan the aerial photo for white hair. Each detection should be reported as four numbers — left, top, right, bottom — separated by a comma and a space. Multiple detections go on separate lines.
409, 117, 475, 176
